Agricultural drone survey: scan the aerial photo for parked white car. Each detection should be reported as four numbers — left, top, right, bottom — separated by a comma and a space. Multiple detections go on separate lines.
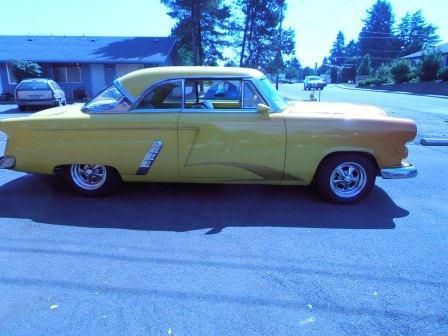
303, 76, 327, 90
15, 78, 66, 111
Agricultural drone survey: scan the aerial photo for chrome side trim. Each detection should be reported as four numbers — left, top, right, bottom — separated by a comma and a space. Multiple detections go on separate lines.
0, 156, 15, 169
114, 79, 136, 103
380, 162, 418, 179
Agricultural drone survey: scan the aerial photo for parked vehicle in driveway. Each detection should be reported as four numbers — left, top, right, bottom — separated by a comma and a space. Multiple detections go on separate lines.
304, 76, 327, 90
15, 78, 66, 111
0, 66, 418, 203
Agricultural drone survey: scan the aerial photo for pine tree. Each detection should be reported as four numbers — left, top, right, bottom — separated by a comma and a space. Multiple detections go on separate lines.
233, 0, 295, 71
161, 0, 231, 65
398, 10, 440, 56
358, 0, 400, 68
329, 31, 346, 66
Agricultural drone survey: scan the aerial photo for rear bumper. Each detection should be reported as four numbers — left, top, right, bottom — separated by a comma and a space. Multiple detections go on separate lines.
380, 162, 418, 179
17, 99, 59, 106
0, 155, 15, 169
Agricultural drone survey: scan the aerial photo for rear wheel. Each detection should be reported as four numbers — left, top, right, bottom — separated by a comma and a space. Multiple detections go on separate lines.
65, 164, 121, 196
315, 153, 376, 204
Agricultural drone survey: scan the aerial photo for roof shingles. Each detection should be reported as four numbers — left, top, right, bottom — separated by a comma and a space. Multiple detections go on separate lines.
0, 35, 176, 64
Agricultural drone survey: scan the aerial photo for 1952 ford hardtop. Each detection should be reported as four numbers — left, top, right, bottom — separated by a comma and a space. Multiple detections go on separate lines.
0, 66, 417, 203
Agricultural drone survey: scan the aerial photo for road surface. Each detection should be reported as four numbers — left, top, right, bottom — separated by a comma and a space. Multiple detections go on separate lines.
1, 91, 448, 335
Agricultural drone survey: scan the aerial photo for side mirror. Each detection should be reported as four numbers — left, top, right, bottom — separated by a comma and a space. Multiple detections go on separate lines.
257, 104, 271, 119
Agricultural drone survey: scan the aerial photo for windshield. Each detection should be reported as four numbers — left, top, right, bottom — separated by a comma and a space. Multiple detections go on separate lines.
83, 84, 131, 112
307, 76, 322, 81
257, 77, 288, 111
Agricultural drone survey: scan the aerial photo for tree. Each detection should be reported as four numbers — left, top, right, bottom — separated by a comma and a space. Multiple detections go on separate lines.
345, 40, 358, 58
390, 60, 413, 83
318, 57, 330, 76
301, 66, 314, 78
358, 0, 400, 68
418, 52, 443, 81
329, 31, 346, 66
10, 60, 42, 82
284, 57, 301, 80
357, 54, 372, 76
233, 0, 295, 71
161, 0, 231, 65
340, 57, 358, 83
398, 10, 440, 56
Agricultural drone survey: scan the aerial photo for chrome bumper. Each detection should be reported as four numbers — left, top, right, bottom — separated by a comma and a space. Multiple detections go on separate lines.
380, 163, 417, 179
0, 156, 15, 169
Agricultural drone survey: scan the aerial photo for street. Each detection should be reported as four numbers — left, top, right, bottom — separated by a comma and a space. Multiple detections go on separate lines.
1, 88, 448, 336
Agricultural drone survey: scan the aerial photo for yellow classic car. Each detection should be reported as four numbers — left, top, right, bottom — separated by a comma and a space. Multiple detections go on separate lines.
0, 66, 417, 203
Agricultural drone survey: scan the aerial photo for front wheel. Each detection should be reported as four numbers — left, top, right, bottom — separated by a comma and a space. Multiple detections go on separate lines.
65, 164, 121, 196
315, 154, 376, 204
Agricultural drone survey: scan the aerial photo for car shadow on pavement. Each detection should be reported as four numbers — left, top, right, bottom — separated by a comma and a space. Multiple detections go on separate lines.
0, 175, 409, 233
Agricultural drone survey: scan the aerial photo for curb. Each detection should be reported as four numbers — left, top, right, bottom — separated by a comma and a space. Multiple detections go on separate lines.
337, 84, 448, 99
420, 138, 448, 146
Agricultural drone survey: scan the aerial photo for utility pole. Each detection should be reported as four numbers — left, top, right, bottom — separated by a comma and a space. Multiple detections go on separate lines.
275, 2, 284, 90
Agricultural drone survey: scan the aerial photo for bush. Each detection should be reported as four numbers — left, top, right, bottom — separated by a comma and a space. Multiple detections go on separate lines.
437, 68, 448, 81
357, 77, 389, 87
10, 60, 43, 82
357, 54, 372, 76
390, 60, 413, 83
375, 63, 392, 83
419, 53, 443, 81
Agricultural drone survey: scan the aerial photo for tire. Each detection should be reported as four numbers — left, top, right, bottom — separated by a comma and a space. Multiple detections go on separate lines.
18, 105, 26, 111
315, 153, 376, 204
65, 164, 121, 197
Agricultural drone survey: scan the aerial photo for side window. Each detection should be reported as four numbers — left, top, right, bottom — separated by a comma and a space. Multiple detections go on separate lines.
243, 82, 264, 109
185, 79, 242, 110
134, 80, 182, 110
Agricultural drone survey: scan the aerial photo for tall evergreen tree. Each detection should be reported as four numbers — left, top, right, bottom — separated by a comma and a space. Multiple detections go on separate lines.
398, 10, 440, 56
233, 0, 295, 71
358, 0, 400, 68
345, 40, 358, 58
329, 31, 346, 66
161, 0, 231, 65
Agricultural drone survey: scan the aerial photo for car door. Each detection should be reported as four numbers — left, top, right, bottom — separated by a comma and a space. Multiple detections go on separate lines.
84, 80, 182, 181
178, 78, 287, 182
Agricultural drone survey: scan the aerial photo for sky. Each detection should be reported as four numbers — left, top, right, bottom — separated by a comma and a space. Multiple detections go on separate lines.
0, 0, 447, 67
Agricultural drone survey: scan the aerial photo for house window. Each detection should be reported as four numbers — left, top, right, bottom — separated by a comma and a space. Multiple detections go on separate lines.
6, 63, 18, 84
116, 64, 144, 78
53, 64, 82, 83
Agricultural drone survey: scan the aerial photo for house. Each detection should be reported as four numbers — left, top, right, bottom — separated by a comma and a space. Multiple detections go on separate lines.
0, 35, 177, 100
401, 42, 448, 68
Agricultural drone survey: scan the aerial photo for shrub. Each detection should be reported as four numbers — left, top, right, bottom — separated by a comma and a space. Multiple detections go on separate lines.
390, 60, 413, 83
437, 68, 448, 81
357, 54, 372, 76
357, 77, 388, 87
419, 53, 443, 81
375, 63, 392, 83
10, 60, 43, 82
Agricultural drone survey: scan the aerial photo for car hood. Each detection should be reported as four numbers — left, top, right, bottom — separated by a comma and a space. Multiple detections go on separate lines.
284, 101, 388, 118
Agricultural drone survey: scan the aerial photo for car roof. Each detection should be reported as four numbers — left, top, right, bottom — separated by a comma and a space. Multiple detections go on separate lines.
116, 66, 264, 100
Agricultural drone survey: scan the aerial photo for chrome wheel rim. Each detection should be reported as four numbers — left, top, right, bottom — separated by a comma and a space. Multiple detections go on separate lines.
71, 164, 107, 190
330, 162, 367, 198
